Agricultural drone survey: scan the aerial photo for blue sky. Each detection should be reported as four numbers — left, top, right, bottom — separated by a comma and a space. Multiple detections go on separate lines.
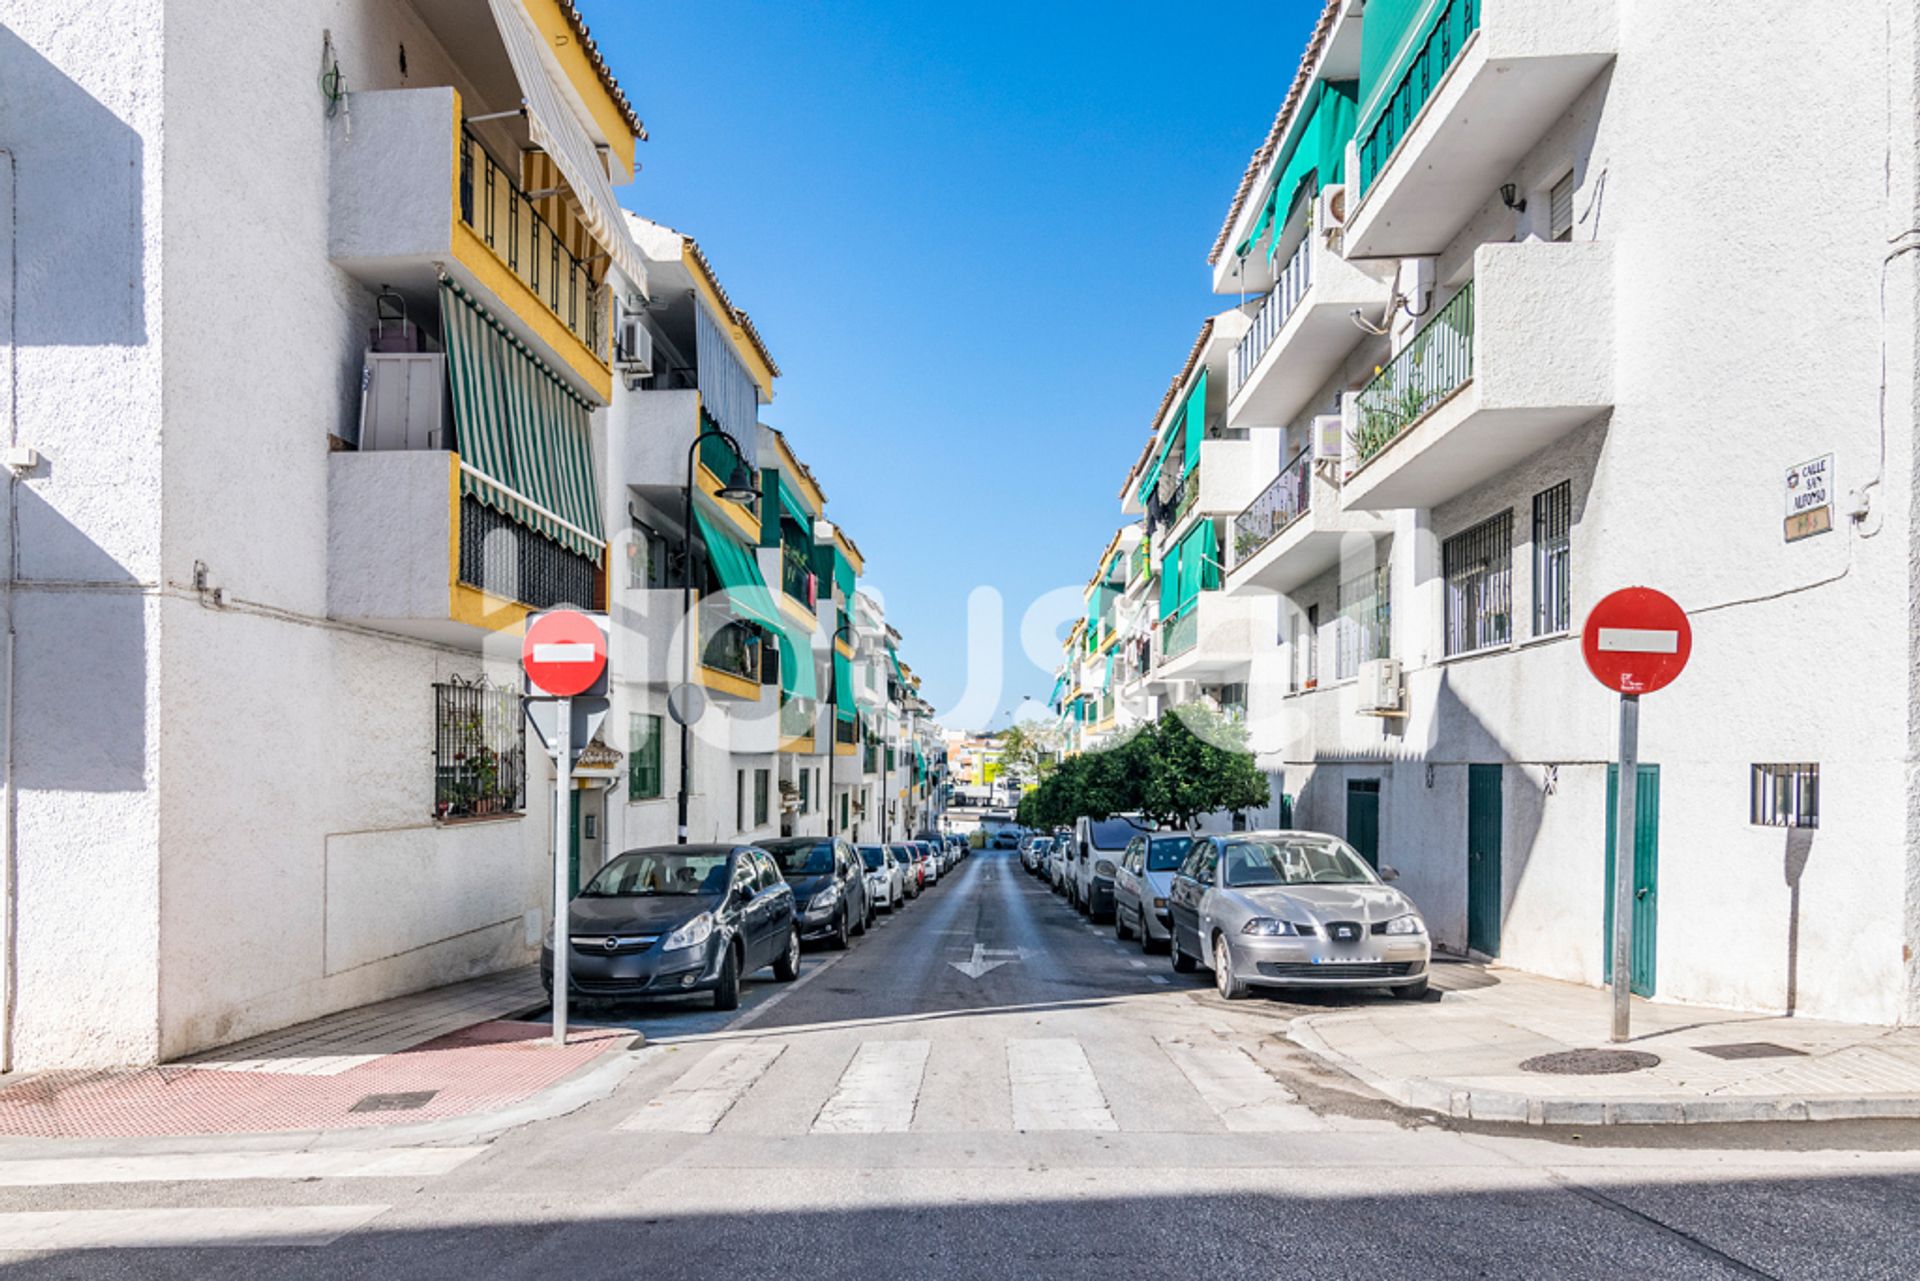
579, 0, 1315, 730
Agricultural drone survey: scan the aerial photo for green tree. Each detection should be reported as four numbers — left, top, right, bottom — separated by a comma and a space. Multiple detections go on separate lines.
1140, 704, 1270, 829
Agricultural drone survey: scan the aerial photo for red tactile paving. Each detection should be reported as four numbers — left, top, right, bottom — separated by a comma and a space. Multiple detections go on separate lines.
0, 1021, 627, 1139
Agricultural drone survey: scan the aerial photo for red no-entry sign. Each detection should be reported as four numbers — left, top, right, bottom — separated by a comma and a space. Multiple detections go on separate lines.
1581, 588, 1691, 696
521, 610, 608, 698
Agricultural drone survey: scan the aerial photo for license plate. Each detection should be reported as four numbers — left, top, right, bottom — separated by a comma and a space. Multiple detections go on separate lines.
1311, 956, 1377, 965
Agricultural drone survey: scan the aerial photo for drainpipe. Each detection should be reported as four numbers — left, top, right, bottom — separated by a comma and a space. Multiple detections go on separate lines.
1, 148, 18, 1073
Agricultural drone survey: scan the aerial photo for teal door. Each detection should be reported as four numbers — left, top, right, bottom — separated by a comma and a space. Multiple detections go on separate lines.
1345, 780, 1380, 868
1467, 765, 1503, 957
1604, 764, 1660, 997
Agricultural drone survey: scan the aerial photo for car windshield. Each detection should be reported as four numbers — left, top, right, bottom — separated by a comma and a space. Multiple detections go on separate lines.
890, 846, 917, 861
1089, 817, 1147, 850
762, 840, 835, 876
1219, 838, 1378, 888
857, 847, 888, 870
1147, 836, 1192, 872
583, 851, 731, 897
1032, 839, 1052, 854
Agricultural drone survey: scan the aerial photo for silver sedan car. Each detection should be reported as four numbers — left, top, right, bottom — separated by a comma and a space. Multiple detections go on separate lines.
1166, 831, 1431, 1000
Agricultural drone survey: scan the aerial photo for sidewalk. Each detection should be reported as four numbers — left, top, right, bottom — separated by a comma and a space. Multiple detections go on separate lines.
1289, 962, 1920, 1125
0, 969, 632, 1143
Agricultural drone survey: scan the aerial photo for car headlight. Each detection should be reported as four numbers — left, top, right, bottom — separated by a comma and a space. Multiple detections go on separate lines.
1095, 859, 1115, 876
661, 912, 714, 951
1242, 918, 1305, 936
1383, 914, 1424, 936
1152, 897, 1168, 909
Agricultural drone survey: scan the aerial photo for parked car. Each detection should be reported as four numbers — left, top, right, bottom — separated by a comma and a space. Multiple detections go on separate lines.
1048, 838, 1072, 893
888, 843, 924, 897
1071, 814, 1151, 920
762, 837, 872, 949
1024, 836, 1053, 875
1166, 832, 1431, 1000
857, 844, 906, 911
948, 833, 969, 862
914, 840, 941, 884
1114, 832, 1192, 950
541, 844, 800, 1011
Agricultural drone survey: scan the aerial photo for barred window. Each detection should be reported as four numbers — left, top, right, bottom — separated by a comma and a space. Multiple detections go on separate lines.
1532, 482, 1572, 636
433, 678, 525, 819
1336, 562, 1392, 679
629, 713, 663, 802
1443, 512, 1513, 656
1751, 764, 1818, 829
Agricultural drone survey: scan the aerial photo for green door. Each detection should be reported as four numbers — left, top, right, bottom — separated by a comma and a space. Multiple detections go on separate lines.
1345, 780, 1380, 868
1467, 765, 1503, 957
1604, 764, 1660, 997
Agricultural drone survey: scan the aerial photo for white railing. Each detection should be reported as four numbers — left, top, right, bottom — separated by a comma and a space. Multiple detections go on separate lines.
1230, 234, 1315, 399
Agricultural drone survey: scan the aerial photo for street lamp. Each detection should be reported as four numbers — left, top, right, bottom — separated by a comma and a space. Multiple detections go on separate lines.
825, 619, 855, 842
677, 427, 760, 845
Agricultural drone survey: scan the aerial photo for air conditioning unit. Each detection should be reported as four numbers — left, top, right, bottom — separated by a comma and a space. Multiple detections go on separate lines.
1358, 658, 1402, 715
616, 311, 654, 373
1316, 183, 1348, 235
1311, 413, 1344, 465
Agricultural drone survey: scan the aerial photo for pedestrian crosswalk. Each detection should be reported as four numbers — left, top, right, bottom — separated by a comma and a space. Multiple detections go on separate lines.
616, 1030, 1320, 1136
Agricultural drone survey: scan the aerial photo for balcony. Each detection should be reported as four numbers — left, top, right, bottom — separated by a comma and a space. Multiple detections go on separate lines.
1345, 0, 1618, 259
1229, 230, 1393, 429
1228, 450, 1394, 596
1150, 438, 1276, 548
327, 451, 602, 647
780, 697, 819, 751
1152, 593, 1275, 682
615, 391, 762, 542
1340, 241, 1612, 513
328, 88, 612, 401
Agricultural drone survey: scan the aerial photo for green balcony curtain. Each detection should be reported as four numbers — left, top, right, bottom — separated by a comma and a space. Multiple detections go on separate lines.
833, 650, 855, 720
832, 548, 856, 602
1357, 0, 1448, 142
1181, 368, 1207, 478
1158, 537, 1182, 617
778, 630, 817, 700
440, 278, 604, 564
1172, 519, 1220, 616
1048, 673, 1067, 710
886, 642, 905, 685
1237, 81, 1359, 262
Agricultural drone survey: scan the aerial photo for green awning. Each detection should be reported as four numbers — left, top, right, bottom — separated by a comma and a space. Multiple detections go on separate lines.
832, 547, 856, 602
833, 650, 855, 720
441, 278, 604, 564
778, 630, 817, 700
1159, 536, 1181, 618
691, 506, 783, 633
779, 477, 813, 531
1181, 368, 1207, 478
886, 642, 905, 684
1048, 674, 1067, 709
1171, 519, 1222, 616
1358, 0, 1445, 139
1238, 80, 1359, 262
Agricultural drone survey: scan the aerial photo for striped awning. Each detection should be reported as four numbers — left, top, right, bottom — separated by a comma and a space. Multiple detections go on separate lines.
441, 278, 604, 564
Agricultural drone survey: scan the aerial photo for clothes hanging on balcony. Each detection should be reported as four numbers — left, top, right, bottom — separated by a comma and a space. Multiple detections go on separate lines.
440, 278, 604, 564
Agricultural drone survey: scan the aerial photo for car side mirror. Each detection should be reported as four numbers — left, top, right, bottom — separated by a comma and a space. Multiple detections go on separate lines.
1197, 871, 1214, 887
735, 883, 758, 903
1379, 865, 1400, 883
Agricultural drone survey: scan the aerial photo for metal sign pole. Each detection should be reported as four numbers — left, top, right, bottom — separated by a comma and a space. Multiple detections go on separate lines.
1610, 692, 1640, 1043
551, 695, 572, 1047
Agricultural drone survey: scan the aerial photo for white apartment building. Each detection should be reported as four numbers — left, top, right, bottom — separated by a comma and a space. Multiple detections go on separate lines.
0, 0, 938, 1071
1106, 0, 1920, 1024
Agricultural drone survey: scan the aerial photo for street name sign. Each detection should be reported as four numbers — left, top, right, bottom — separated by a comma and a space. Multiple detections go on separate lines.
1784, 454, 1834, 542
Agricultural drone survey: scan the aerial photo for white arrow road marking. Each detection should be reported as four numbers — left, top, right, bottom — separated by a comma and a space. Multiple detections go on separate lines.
811, 1040, 929, 1133
618, 1041, 786, 1133
0, 1206, 390, 1251
532, 642, 599, 662
1596, 627, 1679, 654
949, 943, 1021, 979
1008, 1038, 1116, 1131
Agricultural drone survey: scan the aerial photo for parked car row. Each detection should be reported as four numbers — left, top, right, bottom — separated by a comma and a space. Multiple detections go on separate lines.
1020, 824, 1432, 1001
542, 834, 969, 1012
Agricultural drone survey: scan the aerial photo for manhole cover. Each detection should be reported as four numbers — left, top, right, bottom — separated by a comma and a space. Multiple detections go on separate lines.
1519, 1049, 1660, 1076
1695, 1041, 1807, 1061
348, 1090, 439, 1113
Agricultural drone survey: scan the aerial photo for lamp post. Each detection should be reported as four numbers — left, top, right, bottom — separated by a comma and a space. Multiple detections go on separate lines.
825, 620, 855, 842
677, 427, 760, 845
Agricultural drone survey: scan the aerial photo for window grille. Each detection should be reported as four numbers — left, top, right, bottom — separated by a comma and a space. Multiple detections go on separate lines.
629, 713, 663, 801
433, 677, 525, 819
459, 496, 598, 611
1550, 171, 1575, 242
1443, 511, 1513, 655
1336, 561, 1392, 679
1532, 482, 1572, 636
1751, 764, 1818, 829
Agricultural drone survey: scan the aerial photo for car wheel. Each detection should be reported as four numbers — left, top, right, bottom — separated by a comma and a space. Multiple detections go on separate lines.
853, 899, 869, 937
713, 944, 742, 1010
1391, 977, 1430, 1000
1171, 933, 1197, 974
1115, 905, 1133, 940
831, 909, 851, 950
1214, 935, 1248, 1000
773, 928, 802, 981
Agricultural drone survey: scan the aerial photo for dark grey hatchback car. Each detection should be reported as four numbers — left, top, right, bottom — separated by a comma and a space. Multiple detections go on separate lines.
540, 844, 801, 1010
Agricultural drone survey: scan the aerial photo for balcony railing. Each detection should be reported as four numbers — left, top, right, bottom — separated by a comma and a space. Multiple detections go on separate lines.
1161, 607, 1199, 661
702, 619, 762, 683
457, 494, 599, 611
1230, 234, 1315, 398
1167, 466, 1201, 528
1357, 0, 1482, 195
1352, 281, 1475, 466
781, 543, 816, 606
458, 127, 609, 364
781, 696, 816, 741
1230, 447, 1312, 568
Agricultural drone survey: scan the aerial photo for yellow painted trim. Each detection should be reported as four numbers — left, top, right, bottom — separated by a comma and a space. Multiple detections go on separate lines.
697, 665, 761, 701
694, 460, 763, 541
779, 735, 815, 755
444, 453, 533, 633
834, 637, 855, 660
521, 0, 638, 179
766, 433, 826, 515
684, 248, 777, 400
778, 592, 818, 632
833, 529, 865, 575
450, 226, 611, 403
834, 741, 858, 757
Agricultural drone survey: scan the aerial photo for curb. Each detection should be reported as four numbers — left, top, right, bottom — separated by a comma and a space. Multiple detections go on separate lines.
1286, 1017, 1920, 1126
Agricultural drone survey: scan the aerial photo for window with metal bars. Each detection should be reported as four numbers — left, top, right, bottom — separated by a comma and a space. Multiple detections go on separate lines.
1442, 511, 1513, 656
1751, 764, 1818, 828
1336, 561, 1392, 679
1532, 482, 1572, 636
1549, 171, 1575, 242
459, 497, 598, 612
629, 713, 663, 802
432, 677, 525, 819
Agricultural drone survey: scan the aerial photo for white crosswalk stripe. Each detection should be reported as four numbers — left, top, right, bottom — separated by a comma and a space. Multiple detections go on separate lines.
619, 1042, 787, 1133
0, 1205, 389, 1251
812, 1040, 929, 1133
1157, 1037, 1318, 1132
1007, 1038, 1117, 1131
0, 1148, 485, 1187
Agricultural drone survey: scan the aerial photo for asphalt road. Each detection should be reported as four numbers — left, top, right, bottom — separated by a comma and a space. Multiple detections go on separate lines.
8, 849, 1920, 1279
